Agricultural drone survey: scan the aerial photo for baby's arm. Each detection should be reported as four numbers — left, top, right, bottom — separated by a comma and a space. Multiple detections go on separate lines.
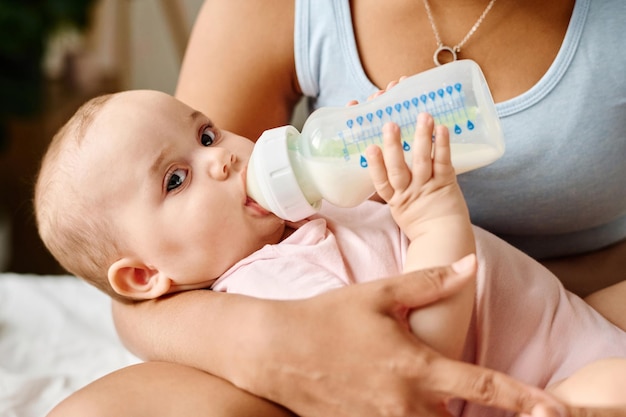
548, 358, 626, 409
366, 113, 475, 359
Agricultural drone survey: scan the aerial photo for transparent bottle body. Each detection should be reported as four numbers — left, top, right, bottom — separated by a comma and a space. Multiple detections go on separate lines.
290, 60, 504, 207
246, 60, 505, 221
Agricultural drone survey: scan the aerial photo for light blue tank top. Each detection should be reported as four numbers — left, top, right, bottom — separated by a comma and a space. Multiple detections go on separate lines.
294, 0, 626, 259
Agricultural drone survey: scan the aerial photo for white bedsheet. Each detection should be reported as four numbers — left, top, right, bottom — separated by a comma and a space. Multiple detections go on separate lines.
0, 273, 140, 417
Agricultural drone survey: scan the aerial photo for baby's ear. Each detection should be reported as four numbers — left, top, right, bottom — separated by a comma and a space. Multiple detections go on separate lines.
108, 257, 171, 300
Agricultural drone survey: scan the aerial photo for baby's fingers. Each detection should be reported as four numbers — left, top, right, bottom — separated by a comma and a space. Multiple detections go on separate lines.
381, 122, 412, 192
366, 123, 410, 201
432, 123, 453, 172
365, 144, 394, 202
411, 113, 436, 184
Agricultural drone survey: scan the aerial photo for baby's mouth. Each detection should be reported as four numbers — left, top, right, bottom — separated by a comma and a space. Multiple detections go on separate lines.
245, 195, 271, 215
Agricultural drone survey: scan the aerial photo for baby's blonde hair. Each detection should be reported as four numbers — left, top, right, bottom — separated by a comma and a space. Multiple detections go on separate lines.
35, 93, 129, 302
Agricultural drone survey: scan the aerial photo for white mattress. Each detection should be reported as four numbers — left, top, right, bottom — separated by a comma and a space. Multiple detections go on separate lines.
0, 273, 140, 417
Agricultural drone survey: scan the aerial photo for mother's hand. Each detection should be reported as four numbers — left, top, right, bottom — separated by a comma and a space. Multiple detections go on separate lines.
113, 256, 566, 417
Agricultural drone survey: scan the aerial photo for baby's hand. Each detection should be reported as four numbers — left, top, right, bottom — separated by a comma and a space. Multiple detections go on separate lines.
365, 113, 468, 241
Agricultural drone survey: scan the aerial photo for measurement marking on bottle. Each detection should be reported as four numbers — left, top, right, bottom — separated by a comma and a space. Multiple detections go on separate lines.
340, 83, 478, 161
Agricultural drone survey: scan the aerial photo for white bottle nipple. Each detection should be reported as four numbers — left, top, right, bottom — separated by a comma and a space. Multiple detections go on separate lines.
246, 126, 319, 221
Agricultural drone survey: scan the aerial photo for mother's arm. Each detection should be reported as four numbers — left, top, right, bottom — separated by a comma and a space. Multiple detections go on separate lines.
112, 259, 568, 417
175, 0, 301, 141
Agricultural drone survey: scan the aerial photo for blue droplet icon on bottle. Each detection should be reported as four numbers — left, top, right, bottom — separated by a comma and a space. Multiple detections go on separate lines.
360, 155, 368, 168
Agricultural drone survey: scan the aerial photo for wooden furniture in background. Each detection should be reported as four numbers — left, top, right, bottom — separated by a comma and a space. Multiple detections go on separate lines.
0, 78, 121, 274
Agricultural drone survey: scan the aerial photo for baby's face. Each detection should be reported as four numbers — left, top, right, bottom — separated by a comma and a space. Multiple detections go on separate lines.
80, 90, 286, 290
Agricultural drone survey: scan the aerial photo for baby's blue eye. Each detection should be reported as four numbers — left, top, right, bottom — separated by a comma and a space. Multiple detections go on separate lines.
166, 169, 187, 191
201, 129, 215, 146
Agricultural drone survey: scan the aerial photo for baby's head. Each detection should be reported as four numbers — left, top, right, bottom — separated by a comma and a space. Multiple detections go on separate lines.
35, 93, 122, 298
35, 90, 287, 302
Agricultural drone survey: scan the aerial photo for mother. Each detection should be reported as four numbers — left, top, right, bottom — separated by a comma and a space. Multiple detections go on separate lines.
51, 0, 625, 416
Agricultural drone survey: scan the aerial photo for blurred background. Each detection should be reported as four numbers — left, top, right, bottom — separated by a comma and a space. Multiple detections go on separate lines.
0, 0, 204, 274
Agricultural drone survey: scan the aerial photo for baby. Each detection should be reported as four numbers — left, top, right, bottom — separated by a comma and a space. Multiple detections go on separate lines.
35, 90, 626, 415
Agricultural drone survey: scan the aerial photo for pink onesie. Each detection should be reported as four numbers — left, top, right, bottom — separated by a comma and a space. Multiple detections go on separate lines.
212, 202, 626, 416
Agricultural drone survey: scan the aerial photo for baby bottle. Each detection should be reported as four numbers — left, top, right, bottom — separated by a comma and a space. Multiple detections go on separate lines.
246, 59, 504, 222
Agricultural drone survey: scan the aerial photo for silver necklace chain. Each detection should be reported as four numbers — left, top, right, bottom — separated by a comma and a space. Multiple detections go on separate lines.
423, 0, 497, 66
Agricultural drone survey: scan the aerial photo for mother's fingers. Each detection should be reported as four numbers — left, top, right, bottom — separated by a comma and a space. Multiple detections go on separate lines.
428, 358, 569, 417
372, 255, 477, 312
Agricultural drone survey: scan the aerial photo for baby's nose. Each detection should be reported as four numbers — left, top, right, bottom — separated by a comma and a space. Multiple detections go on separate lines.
207, 149, 236, 180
